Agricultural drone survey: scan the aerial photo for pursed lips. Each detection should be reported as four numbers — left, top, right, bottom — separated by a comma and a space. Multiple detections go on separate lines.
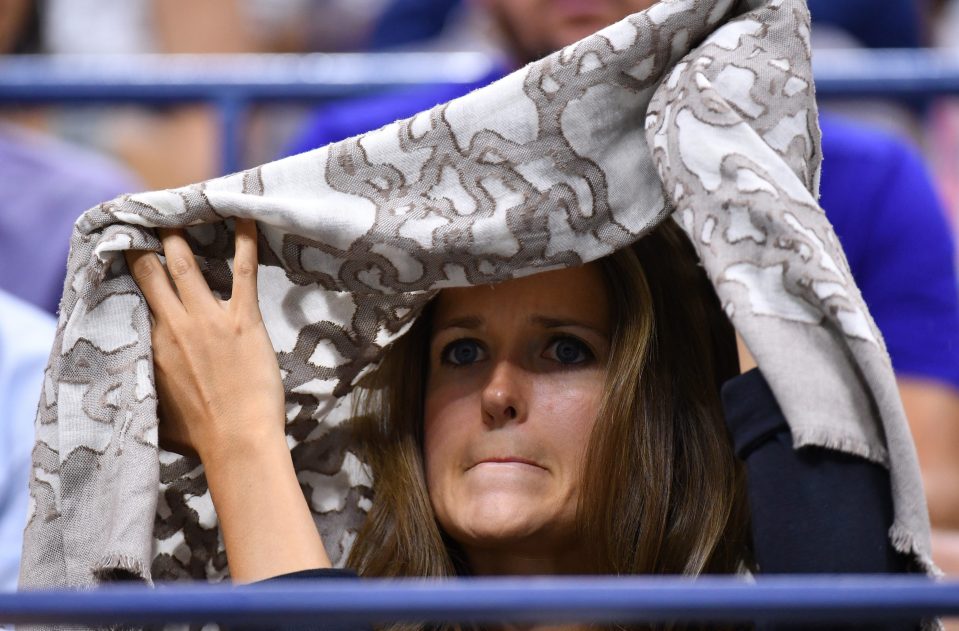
468, 457, 547, 471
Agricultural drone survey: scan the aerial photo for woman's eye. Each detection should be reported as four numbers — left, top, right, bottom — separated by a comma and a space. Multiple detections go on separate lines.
544, 337, 593, 365
441, 339, 487, 366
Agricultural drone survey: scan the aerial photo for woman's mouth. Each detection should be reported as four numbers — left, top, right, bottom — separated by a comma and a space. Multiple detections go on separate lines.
470, 457, 546, 470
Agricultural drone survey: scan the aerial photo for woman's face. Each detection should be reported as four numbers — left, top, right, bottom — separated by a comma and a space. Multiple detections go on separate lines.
423, 264, 611, 570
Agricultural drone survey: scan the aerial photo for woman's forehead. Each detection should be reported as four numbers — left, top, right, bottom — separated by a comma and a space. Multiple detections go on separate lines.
431, 263, 610, 330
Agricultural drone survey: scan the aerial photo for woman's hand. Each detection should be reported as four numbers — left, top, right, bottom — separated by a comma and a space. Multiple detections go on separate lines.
736, 332, 758, 374
124, 220, 285, 463
125, 220, 331, 581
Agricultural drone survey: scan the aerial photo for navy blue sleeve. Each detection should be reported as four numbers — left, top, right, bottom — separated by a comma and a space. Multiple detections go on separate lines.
261, 568, 359, 581
722, 369, 918, 630
237, 569, 369, 631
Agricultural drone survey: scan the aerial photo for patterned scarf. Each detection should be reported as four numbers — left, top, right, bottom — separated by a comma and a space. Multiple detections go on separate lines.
20, 0, 935, 590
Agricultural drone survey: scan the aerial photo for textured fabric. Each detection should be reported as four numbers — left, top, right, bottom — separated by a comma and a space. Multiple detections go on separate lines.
288, 74, 959, 397
20, 0, 935, 595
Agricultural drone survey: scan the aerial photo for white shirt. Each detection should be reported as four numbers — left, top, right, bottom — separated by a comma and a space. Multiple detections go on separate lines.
0, 290, 55, 591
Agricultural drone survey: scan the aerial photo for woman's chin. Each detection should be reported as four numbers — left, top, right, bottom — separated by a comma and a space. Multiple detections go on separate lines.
442, 499, 583, 574
448, 496, 557, 546
433, 466, 575, 551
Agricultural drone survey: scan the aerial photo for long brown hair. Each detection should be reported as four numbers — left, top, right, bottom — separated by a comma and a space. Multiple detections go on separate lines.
348, 220, 749, 580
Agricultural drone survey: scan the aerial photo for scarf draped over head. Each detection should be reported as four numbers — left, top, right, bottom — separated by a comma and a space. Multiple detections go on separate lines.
20, 0, 935, 594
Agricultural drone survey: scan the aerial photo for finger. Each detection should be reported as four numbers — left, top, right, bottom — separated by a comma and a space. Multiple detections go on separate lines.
124, 249, 184, 322
158, 228, 219, 313
231, 219, 260, 315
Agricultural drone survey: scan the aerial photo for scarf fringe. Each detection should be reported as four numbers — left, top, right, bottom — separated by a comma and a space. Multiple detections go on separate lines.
890, 523, 943, 630
93, 554, 152, 586
790, 426, 890, 467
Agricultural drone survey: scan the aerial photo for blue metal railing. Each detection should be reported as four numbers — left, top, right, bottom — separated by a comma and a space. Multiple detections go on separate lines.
812, 48, 959, 98
1, 49, 958, 172
0, 52, 498, 173
2, 576, 958, 626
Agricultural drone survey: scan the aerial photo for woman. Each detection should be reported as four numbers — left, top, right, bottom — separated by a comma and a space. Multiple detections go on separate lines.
125, 215, 751, 585
348, 219, 748, 580
124, 216, 907, 617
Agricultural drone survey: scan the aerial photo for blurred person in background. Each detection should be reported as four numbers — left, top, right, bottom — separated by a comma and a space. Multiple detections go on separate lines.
38, 0, 396, 185
364, 0, 495, 54
807, 0, 925, 49
818, 114, 959, 576
286, 0, 659, 152
805, 0, 928, 156
351, 0, 929, 56
0, 0, 134, 585
806, 0, 959, 575
0, 289, 54, 590
926, 0, 959, 576
928, 0, 959, 260
38, 0, 261, 189
285, 0, 959, 576
0, 0, 435, 589
0, 0, 140, 314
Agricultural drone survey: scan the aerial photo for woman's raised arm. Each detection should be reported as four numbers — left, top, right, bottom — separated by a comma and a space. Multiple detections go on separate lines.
124, 219, 331, 582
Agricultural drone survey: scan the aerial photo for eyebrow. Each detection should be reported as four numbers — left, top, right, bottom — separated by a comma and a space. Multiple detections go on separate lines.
431, 314, 609, 337
530, 316, 609, 337
432, 316, 483, 333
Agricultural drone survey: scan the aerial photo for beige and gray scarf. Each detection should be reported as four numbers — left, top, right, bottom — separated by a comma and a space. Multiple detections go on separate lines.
20, 0, 936, 594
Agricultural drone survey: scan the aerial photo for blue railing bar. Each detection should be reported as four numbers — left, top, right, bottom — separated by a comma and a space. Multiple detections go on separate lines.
813, 48, 959, 98
2, 576, 957, 625
2, 50, 959, 102
2, 49, 956, 172
218, 95, 247, 174
0, 52, 497, 103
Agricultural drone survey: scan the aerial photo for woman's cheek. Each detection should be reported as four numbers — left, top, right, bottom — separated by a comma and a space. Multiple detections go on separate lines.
422, 379, 475, 519
534, 368, 605, 424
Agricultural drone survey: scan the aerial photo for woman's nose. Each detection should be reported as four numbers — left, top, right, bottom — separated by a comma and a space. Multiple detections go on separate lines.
480, 360, 526, 427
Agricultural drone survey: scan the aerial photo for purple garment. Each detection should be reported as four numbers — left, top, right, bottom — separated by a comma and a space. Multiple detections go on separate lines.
819, 114, 959, 391
0, 123, 140, 314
